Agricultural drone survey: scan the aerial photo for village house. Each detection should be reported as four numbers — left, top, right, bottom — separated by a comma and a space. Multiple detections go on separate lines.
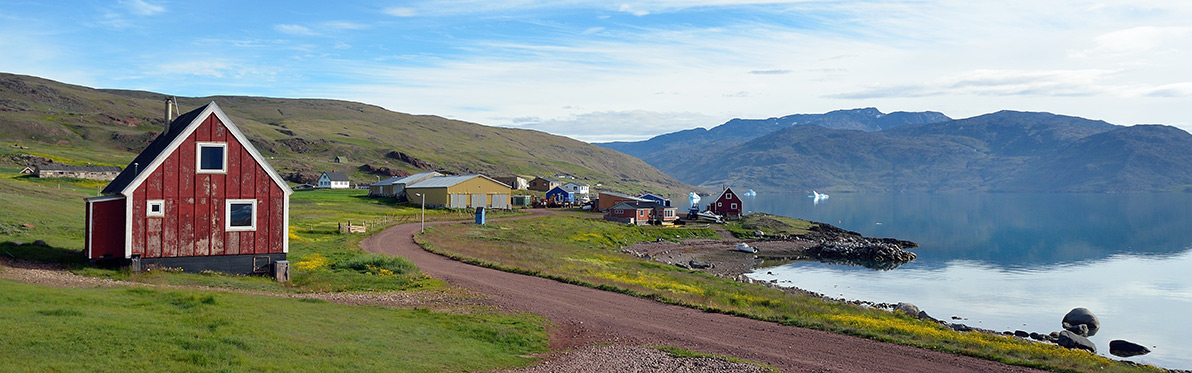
527, 176, 560, 192
84, 101, 291, 279
369, 171, 442, 199
562, 182, 589, 195
603, 201, 677, 225
404, 174, 511, 209
36, 164, 122, 180
545, 186, 575, 205
318, 171, 351, 189
493, 176, 528, 190
638, 193, 671, 207
19, 166, 35, 174
709, 187, 743, 219
596, 191, 647, 212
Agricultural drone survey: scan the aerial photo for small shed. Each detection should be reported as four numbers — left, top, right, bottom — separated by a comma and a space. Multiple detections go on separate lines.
318, 171, 351, 189
84, 102, 291, 276
545, 186, 575, 204
494, 176, 528, 190
405, 174, 511, 209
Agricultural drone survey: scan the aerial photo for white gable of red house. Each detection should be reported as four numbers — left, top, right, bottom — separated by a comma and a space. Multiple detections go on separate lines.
710, 187, 743, 217
84, 102, 291, 273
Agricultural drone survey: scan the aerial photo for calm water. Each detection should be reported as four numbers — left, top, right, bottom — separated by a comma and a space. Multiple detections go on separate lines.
684, 193, 1192, 369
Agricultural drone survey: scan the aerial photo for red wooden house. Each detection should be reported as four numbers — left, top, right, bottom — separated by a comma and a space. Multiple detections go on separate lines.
709, 187, 743, 219
84, 102, 291, 277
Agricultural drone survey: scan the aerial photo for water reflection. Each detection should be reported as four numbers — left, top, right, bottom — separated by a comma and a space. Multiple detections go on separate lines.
720, 193, 1192, 369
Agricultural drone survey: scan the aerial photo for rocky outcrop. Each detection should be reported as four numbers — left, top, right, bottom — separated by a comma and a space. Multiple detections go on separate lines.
805, 237, 916, 269
278, 137, 333, 153
1062, 308, 1100, 337
1057, 330, 1096, 353
894, 302, 920, 316
358, 164, 410, 177
1109, 340, 1150, 357
386, 151, 436, 170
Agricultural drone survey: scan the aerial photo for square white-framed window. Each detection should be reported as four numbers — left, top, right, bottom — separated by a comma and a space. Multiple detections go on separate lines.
731, 203, 738, 210
726, 193, 733, 200
146, 199, 165, 217
196, 142, 228, 174
226, 199, 257, 231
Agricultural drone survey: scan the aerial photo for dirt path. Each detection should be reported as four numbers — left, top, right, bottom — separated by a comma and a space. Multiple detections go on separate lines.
362, 210, 1040, 372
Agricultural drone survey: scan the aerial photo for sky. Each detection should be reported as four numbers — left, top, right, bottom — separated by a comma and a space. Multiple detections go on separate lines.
1, 1, 1190, 142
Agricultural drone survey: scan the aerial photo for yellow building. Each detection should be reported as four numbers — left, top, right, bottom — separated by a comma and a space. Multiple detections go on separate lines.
405, 174, 512, 209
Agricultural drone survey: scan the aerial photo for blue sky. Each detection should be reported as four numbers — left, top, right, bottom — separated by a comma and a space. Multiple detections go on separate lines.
2, 1, 1190, 142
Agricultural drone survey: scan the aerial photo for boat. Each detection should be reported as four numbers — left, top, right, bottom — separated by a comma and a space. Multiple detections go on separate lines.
696, 211, 723, 223
735, 242, 757, 253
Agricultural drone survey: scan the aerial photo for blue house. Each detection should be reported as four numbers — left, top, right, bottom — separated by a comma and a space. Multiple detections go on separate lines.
545, 186, 575, 204
639, 193, 671, 207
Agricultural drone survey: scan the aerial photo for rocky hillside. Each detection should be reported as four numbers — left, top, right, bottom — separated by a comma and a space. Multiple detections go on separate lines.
0, 72, 689, 193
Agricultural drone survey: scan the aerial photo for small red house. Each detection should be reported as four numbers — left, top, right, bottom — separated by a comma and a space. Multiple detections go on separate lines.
604, 201, 654, 225
84, 102, 292, 277
709, 187, 743, 219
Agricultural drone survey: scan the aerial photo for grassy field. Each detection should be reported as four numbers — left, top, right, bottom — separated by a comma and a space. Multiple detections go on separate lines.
0, 280, 546, 371
0, 170, 550, 371
417, 214, 1161, 373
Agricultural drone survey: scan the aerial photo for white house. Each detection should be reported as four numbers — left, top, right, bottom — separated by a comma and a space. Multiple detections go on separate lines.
562, 182, 590, 195
318, 171, 351, 189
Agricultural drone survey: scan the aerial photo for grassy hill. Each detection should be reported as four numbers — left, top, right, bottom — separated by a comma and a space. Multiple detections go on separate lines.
0, 72, 689, 194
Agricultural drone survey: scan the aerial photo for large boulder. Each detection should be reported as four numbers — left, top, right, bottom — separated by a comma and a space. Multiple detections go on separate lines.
1109, 340, 1151, 357
894, 302, 920, 316
1062, 308, 1100, 337
1057, 330, 1097, 353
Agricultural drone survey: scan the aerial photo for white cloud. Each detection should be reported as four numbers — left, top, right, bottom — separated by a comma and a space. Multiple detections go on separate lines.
324, 21, 370, 30
274, 24, 318, 36
618, 4, 650, 16
383, 7, 417, 17
500, 110, 722, 142
122, 0, 165, 16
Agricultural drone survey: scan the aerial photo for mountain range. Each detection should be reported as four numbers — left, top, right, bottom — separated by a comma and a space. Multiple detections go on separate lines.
0, 72, 688, 193
598, 108, 1192, 193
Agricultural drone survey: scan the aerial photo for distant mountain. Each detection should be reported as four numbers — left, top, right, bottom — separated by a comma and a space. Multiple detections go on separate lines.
0, 72, 689, 193
609, 109, 1192, 193
596, 108, 951, 182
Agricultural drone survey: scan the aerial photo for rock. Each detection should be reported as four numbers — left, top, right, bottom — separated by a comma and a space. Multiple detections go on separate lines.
917, 310, 938, 323
753, 230, 765, 237
1064, 323, 1089, 337
22, 223, 34, 229
1062, 307, 1100, 337
894, 302, 920, 316
1029, 332, 1046, 341
1014, 330, 1030, 338
1057, 330, 1096, 353
33, 240, 47, 246
1109, 340, 1151, 357
688, 260, 713, 269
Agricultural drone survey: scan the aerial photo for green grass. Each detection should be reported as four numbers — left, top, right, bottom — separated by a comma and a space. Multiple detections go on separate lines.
417, 214, 1161, 373
723, 213, 815, 238
0, 279, 547, 372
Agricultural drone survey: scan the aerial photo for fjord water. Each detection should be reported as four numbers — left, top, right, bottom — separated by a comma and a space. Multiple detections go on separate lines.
702, 193, 1192, 369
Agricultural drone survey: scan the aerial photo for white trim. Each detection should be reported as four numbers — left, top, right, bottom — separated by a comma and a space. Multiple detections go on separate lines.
86, 199, 93, 259
195, 141, 228, 174
226, 199, 258, 232
282, 195, 290, 253
125, 194, 133, 259
146, 199, 165, 217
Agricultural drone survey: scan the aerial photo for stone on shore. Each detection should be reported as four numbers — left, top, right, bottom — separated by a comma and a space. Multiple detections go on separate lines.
894, 302, 920, 316
1057, 330, 1096, 353
1062, 308, 1100, 337
1109, 340, 1151, 357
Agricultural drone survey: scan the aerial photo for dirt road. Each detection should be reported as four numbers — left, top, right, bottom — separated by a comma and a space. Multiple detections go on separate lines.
361, 211, 1037, 372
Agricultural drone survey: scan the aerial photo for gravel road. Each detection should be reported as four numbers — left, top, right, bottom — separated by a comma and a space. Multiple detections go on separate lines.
361, 210, 1041, 372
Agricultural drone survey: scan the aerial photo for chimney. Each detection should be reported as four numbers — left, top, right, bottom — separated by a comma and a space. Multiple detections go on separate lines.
163, 97, 177, 132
